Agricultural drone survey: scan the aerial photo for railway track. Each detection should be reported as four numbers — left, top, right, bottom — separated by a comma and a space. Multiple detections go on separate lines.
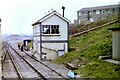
8, 48, 24, 80
2, 43, 69, 79
2, 43, 42, 79
2, 43, 19, 79
2, 42, 8, 61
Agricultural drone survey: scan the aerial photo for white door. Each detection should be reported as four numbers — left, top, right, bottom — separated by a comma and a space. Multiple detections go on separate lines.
36, 42, 38, 53
58, 50, 64, 57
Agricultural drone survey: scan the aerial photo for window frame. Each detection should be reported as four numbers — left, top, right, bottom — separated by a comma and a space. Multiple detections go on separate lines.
102, 10, 106, 14
42, 25, 60, 35
96, 10, 100, 14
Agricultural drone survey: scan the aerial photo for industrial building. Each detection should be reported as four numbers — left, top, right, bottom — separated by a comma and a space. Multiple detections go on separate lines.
32, 10, 70, 60
77, 4, 119, 24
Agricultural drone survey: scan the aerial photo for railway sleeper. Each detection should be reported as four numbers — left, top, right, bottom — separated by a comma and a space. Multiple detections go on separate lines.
66, 63, 78, 70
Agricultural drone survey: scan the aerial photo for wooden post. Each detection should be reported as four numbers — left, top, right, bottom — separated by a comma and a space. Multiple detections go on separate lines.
39, 22, 42, 60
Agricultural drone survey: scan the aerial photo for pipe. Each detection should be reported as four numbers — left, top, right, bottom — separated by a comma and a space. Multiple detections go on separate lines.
62, 6, 65, 17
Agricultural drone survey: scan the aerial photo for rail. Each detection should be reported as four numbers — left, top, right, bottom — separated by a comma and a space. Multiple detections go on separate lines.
9, 44, 68, 79
8, 48, 24, 80
2, 44, 23, 79
2, 45, 8, 61
8, 44, 46, 80
24, 51, 68, 78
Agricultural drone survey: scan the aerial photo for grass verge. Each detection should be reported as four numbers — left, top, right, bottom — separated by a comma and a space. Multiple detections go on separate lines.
52, 23, 120, 78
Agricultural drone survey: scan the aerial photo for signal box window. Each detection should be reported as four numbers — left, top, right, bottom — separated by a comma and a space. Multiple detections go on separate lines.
51, 25, 59, 34
42, 25, 59, 34
42, 25, 50, 34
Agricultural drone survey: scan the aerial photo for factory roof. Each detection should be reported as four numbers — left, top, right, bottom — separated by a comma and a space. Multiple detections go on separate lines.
77, 4, 119, 12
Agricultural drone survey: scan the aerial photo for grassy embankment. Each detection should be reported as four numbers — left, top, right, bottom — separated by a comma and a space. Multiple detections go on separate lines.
52, 22, 120, 78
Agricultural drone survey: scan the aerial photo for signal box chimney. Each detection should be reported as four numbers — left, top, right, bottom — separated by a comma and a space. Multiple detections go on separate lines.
62, 6, 65, 17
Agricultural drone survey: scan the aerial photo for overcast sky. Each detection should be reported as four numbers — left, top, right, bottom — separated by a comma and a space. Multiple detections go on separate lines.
0, 0, 119, 35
